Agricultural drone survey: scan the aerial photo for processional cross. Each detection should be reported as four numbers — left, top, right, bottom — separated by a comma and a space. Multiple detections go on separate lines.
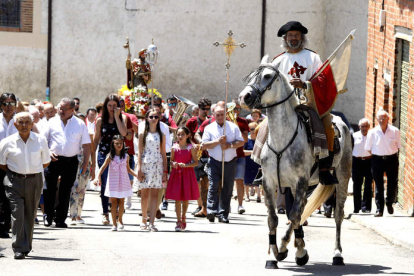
213, 30, 246, 179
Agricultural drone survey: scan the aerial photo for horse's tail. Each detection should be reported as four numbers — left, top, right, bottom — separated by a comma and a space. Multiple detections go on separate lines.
300, 184, 335, 225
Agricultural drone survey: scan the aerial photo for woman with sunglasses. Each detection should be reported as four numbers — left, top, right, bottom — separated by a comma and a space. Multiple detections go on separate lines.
137, 109, 168, 231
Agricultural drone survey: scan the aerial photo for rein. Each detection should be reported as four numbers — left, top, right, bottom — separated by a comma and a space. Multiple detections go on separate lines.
266, 116, 300, 195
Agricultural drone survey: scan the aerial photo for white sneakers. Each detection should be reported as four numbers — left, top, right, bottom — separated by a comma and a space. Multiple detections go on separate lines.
111, 225, 117, 231
238, 206, 246, 214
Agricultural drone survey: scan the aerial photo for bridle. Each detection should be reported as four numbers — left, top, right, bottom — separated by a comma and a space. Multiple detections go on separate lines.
244, 65, 301, 195
245, 65, 296, 110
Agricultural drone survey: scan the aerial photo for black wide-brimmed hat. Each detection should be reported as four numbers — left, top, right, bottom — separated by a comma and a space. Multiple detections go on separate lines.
277, 21, 308, 37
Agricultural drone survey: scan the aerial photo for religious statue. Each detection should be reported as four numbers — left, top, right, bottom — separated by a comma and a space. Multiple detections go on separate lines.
124, 38, 151, 90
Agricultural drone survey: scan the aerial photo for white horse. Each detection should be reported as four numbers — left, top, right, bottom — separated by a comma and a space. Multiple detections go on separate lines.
239, 55, 352, 267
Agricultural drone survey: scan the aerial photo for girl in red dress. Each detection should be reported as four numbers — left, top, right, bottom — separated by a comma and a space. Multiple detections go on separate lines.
165, 127, 199, 231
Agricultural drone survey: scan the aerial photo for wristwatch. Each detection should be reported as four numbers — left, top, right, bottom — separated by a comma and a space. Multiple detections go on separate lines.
230, 142, 234, 148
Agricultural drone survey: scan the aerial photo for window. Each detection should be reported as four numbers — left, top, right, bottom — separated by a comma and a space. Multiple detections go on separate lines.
0, 0, 20, 28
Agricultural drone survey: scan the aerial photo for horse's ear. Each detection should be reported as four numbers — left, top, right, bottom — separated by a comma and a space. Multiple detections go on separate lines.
260, 54, 270, 65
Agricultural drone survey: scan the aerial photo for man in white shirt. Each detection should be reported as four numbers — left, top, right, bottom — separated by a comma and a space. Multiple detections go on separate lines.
0, 92, 18, 239
86, 107, 97, 135
352, 118, 373, 213
365, 110, 401, 217
201, 105, 244, 223
44, 98, 91, 228
0, 112, 51, 259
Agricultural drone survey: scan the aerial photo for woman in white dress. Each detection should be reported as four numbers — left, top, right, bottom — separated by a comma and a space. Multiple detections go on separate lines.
137, 109, 168, 231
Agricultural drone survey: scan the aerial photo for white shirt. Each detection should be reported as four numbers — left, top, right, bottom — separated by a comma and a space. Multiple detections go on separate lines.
202, 121, 244, 162
0, 113, 18, 141
365, 125, 401, 156
35, 119, 50, 139
273, 49, 322, 83
0, 132, 51, 174
47, 115, 91, 157
138, 121, 172, 153
352, 131, 371, 157
86, 120, 96, 135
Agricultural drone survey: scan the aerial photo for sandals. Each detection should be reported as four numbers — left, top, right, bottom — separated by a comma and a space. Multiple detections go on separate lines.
194, 211, 207, 218
175, 221, 182, 232
102, 214, 110, 225
181, 215, 187, 230
140, 218, 148, 230
149, 223, 158, 232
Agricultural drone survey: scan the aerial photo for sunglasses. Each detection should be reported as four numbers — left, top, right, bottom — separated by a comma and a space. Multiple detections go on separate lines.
200, 107, 210, 111
154, 104, 161, 107
148, 116, 159, 120
250, 128, 256, 131
234, 108, 241, 111
168, 103, 177, 107
1, 102, 16, 107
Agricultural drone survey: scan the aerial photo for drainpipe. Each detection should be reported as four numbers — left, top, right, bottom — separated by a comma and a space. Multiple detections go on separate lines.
46, 0, 52, 101
260, 0, 266, 59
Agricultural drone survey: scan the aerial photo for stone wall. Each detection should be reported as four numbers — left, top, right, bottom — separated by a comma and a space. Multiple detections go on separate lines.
1, 0, 368, 125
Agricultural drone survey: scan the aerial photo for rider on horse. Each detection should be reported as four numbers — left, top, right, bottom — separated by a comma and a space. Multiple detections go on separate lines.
260, 21, 338, 185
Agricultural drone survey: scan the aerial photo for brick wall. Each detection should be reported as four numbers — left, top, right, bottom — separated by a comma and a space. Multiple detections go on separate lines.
365, 0, 414, 213
0, 0, 33, 33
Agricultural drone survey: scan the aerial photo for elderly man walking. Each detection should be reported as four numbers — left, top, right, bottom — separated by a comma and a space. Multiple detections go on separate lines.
365, 110, 401, 217
201, 105, 244, 223
44, 98, 91, 228
0, 112, 50, 259
352, 118, 373, 213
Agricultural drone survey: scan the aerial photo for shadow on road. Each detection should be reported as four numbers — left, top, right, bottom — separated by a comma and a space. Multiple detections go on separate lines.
26, 256, 79, 262
279, 261, 411, 275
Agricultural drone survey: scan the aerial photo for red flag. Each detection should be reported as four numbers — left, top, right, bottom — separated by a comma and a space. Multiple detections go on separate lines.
309, 30, 355, 118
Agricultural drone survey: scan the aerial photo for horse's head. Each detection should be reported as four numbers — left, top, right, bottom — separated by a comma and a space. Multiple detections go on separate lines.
239, 55, 294, 110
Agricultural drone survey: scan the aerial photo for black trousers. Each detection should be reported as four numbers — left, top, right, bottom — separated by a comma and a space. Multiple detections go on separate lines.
352, 157, 373, 212
44, 156, 79, 224
371, 153, 398, 213
0, 169, 11, 235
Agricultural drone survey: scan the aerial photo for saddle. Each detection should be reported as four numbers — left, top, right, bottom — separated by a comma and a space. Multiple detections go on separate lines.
295, 105, 341, 157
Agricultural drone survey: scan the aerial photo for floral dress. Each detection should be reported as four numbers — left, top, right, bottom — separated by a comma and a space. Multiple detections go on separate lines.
138, 132, 163, 189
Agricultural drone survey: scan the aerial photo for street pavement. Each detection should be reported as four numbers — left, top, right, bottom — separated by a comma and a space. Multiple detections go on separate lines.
0, 191, 413, 276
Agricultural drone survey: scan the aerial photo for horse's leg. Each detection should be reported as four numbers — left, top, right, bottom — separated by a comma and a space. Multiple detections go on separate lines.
262, 176, 279, 260
332, 177, 347, 265
289, 177, 309, 266
278, 220, 293, 261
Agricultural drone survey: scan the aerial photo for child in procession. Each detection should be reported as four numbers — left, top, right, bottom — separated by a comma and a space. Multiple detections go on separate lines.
95, 135, 137, 231
165, 127, 199, 231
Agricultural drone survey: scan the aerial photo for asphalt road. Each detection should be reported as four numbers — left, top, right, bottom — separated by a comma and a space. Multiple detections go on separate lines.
0, 191, 413, 276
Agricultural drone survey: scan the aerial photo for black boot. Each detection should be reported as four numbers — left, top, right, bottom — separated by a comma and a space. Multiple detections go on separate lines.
319, 151, 339, 185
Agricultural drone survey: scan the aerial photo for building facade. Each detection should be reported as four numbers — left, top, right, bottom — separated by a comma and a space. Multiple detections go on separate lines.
1, 0, 368, 124
365, 0, 414, 214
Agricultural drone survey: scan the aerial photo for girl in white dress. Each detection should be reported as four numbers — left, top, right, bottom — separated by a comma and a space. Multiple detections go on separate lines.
137, 109, 167, 231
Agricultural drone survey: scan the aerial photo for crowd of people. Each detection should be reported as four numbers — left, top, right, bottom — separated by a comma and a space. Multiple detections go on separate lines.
0, 20, 401, 261
0, 91, 272, 259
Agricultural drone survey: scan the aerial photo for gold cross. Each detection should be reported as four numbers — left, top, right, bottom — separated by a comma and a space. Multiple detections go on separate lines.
214, 30, 246, 68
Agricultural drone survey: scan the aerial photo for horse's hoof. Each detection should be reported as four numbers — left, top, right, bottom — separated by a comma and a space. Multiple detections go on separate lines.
276, 250, 288, 261
332, 256, 345, 266
295, 252, 309, 266
265, 260, 278, 269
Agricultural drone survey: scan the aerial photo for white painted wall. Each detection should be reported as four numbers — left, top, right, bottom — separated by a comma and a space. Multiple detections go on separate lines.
0, 0, 368, 123
324, 0, 369, 124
